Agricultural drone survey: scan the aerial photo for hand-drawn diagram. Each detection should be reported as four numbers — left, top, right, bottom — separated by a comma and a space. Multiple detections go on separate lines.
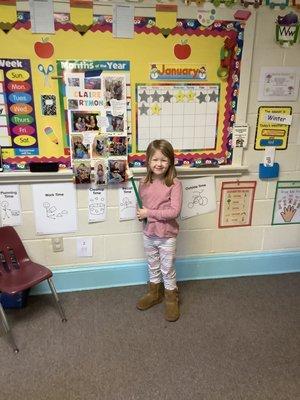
1, 201, 20, 221
89, 196, 105, 215
0, 185, 22, 226
120, 196, 135, 211
43, 202, 68, 219
188, 190, 208, 209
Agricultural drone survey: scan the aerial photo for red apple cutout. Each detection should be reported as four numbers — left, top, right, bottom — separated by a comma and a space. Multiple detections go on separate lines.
174, 40, 191, 60
34, 38, 54, 59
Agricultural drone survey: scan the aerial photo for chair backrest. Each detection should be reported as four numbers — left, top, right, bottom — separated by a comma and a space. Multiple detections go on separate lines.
0, 226, 30, 274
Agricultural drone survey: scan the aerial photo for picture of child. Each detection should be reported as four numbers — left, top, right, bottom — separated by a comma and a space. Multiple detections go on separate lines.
71, 135, 90, 159
106, 113, 125, 134
108, 159, 126, 184
74, 161, 91, 184
94, 160, 106, 185
104, 77, 125, 106
107, 136, 127, 156
73, 115, 86, 132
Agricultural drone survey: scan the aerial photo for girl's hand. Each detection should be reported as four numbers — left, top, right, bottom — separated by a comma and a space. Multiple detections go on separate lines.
137, 207, 148, 220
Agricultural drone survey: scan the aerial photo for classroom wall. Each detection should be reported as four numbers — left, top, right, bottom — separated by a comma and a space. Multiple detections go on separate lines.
2, 4, 300, 276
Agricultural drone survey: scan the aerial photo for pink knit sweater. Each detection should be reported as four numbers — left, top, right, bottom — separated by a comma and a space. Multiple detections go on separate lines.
139, 177, 182, 238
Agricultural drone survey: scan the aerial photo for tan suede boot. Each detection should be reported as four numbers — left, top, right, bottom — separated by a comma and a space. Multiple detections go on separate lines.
164, 288, 180, 322
136, 282, 164, 310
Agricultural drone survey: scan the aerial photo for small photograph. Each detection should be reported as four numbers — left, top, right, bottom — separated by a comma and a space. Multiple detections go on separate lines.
107, 136, 127, 156
74, 160, 91, 184
104, 76, 125, 106
106, 113, 125, 133
94, 159, 107, 186
84, 77, 101, 90
72, 112, 100, 132
71, 134, 90, 160
92, 134, 107, 158
108, 159, 127, 184
68, 99, 79, 110
68, 77, 80, 87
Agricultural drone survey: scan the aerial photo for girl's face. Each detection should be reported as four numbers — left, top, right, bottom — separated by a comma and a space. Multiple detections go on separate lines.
149, 149, 169, 179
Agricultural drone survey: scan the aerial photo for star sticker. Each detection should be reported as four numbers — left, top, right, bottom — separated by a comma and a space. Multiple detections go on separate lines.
139, 90, 150, 102
162, 91, 173, 103
196, 92, 206, 103
186, 90, 196, 102
151, 103, 161, 115
139, 103, 149, 115
175, 90, 185, 102
151, 90, 161, 102
209, 91, 218, 102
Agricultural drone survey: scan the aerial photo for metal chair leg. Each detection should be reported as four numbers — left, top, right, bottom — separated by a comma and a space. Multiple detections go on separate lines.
0, 302, 19, 353
47, 278, 67, 322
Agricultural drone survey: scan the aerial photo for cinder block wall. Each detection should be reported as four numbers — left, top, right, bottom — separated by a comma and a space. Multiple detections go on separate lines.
10, 5, 300, 268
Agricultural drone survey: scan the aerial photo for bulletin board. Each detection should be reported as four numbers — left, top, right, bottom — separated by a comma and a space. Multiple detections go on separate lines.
0, 10, 247, 170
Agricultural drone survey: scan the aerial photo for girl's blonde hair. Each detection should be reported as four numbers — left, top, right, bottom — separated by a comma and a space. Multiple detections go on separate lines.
144, 139, 177, 187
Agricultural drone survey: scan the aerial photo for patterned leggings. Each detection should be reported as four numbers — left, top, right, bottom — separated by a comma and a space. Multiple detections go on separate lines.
143, 234, 177, 290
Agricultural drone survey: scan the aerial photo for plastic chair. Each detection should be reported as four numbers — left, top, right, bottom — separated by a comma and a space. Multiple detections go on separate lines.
0, 226, 67, 353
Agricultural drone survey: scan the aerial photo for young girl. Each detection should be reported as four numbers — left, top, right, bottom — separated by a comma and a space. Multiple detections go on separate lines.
136, 139, 182, 322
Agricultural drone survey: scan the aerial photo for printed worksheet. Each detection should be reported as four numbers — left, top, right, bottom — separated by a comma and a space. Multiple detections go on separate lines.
0, 185, 22, 226
272, 181, 300, 225
181, 177, 216, 220
118, 181, 137, 221
88, 188, 107, 223
32, 182, 77, 234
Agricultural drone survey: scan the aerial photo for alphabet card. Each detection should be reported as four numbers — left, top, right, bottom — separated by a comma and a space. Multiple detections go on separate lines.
272, 181, 300, 225
180, 177, 216, 220
32, 182, 77, 234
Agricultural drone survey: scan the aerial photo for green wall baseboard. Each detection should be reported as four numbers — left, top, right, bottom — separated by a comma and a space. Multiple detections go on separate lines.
31, 250, 300, 295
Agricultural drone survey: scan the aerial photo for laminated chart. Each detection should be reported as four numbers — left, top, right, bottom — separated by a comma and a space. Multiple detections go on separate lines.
136, 84, 219, 152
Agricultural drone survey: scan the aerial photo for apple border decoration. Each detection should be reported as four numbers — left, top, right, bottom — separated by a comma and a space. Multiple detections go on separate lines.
34, 37, 54, 59
174, 40, 191, 60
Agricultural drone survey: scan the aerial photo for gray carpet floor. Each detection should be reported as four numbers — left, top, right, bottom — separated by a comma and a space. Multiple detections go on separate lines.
1, 273, 299, 400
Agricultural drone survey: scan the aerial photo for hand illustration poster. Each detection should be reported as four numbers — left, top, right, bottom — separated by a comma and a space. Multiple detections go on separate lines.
88, 188, 106, 223
219, 181, 256, 228
180, 177, 216, 220
0, 185, 22, 226
272, 181, 300, 225
118, 181, 137, 221
32, 182, 77, 234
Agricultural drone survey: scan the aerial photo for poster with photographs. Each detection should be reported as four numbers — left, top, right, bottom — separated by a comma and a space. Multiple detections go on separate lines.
59, 60, 131, 185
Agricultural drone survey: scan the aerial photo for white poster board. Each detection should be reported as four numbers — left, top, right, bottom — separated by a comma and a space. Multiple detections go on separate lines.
118, 181, 137, 221
258, 67, 300, 102
180, 177, 216, 220
0, 185, 22, 227
88, 188, 107, 223
32, 182, 77, 234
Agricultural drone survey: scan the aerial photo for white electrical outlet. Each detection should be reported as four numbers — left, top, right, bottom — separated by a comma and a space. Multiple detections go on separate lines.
52, 237, 64, 252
